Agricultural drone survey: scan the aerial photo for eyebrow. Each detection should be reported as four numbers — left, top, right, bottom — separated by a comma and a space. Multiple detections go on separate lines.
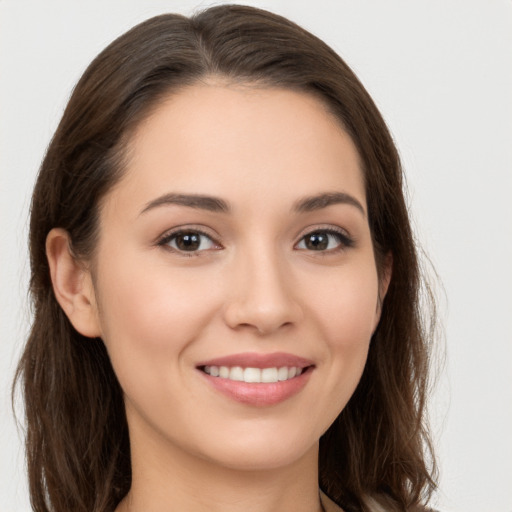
140, 193, 230, 215
293, 192, 366, 217
140, 191, 365, 217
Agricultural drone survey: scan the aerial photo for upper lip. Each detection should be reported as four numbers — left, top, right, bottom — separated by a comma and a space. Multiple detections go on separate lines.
196, 352, 314, 369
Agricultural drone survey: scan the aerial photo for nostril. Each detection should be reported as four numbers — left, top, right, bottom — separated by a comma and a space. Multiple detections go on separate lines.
223, 301, 302, 335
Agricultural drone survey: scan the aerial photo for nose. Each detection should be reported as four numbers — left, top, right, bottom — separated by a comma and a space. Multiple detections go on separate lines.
222, 248, 303, 335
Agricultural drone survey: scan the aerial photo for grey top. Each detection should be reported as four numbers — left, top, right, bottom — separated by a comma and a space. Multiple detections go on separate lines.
320, 490, 435, 512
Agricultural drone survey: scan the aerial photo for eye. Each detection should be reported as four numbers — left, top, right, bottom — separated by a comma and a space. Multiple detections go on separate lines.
296, 229, 353, 252
159, 230, 219, 253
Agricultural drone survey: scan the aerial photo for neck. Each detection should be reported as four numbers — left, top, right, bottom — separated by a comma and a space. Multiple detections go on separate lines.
117, 419, 322, 512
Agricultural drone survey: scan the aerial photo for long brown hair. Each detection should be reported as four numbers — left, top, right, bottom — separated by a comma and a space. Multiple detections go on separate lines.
14, 5, 437, 512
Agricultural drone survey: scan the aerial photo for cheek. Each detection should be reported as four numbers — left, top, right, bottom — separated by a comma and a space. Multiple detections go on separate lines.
310, 264, 380, 350
290, 265, 379, 437
93, 260, 226, 433
307, 261, 379, 398
94, 254, 222, 377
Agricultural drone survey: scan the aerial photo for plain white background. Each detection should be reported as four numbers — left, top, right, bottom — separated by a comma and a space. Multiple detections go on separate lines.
1, 1, 511, 511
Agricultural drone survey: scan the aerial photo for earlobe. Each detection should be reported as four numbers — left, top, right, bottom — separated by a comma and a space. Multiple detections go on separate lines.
46, 228, 102, 338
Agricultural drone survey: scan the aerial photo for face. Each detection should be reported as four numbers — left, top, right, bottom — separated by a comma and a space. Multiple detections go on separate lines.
88, 83, 386, 472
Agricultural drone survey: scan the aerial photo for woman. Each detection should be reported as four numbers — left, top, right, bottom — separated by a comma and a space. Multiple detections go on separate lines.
15, 5, 437, 512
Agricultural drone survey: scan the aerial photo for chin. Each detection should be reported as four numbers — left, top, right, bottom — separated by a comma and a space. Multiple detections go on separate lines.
197, 432, 318, 472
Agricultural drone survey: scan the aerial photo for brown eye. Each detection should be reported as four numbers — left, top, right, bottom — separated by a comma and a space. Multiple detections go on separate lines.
175, 232, 201, 251
304, 232, 329, 250
296, 230, 354, 252
163, 231, 216, 252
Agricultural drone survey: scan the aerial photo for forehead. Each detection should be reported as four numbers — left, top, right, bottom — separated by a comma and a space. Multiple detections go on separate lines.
107, 83, 366, 216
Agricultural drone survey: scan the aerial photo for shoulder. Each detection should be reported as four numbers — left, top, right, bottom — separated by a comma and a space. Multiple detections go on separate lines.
320, 491, 438, 512
365, 496, 439, 512
319, 491, 344, 512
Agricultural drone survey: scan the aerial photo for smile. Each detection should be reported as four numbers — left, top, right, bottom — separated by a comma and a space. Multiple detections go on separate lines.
196, 352, 314, 406
202, 365, 304, 383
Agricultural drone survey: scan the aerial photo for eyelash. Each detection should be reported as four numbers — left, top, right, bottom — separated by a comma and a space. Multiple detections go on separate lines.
156, 226, 355, 256
157, 227, 221, 257
295, 227, 355, 254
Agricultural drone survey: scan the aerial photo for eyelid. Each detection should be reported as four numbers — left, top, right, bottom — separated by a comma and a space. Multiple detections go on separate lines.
295, 224, 352, 240
156, 225, 223, 254
294, 224, 355, 251
155, 223, 354, 255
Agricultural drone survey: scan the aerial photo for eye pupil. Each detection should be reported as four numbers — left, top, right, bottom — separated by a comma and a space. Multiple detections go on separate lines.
176, 232, 201, 251
306, 233, 328, 250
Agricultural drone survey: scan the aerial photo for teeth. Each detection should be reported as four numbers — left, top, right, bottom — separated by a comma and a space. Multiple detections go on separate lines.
261, 367, 278, 383
203, 365, 305, 383
277, 366, 289, 381
229, 366, 244, 381
244, 367, 261, 383
219, 366, 230, 378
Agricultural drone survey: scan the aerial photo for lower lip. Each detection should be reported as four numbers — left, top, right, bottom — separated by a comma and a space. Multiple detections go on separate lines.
198, 368, 313, 406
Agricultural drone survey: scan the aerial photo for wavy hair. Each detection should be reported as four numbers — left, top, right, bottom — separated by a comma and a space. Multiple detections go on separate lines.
14, 5, 437, 512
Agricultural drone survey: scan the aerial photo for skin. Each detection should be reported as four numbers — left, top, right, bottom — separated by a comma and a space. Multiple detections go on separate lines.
47, 83, 390, 512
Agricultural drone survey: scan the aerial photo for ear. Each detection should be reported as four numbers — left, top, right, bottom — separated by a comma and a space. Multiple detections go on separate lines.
373, 251, 393, 332
46, 228, 102, 338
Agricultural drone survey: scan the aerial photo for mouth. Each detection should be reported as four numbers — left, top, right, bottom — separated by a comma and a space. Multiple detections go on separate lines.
196, 352, 314, 406
200, 365, 307, 383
